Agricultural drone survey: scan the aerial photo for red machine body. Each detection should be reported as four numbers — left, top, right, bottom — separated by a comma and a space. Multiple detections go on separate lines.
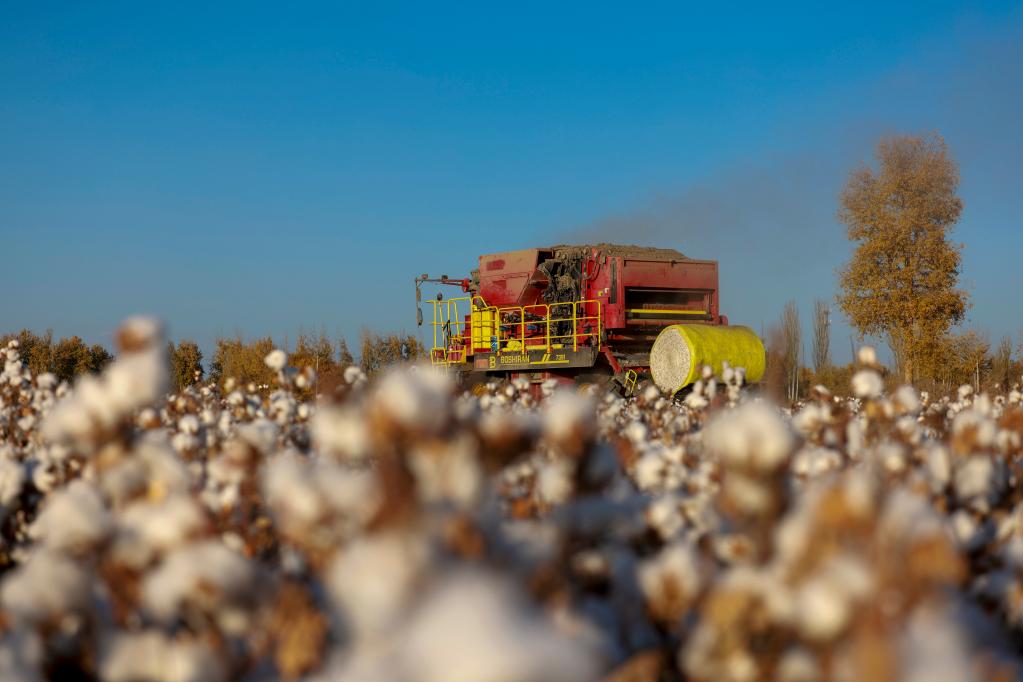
418, 244, 726, 386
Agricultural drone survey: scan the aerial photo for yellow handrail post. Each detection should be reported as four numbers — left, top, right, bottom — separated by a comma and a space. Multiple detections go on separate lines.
572, 302, 578, 352
517, 309, 522, 351
545, 304, 551, 351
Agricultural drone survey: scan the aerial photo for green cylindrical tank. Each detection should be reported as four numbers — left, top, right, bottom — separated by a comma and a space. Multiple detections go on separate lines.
650, 324, 766, 394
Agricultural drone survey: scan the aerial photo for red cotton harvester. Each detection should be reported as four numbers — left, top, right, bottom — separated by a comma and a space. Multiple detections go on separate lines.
415, 244, 765, 395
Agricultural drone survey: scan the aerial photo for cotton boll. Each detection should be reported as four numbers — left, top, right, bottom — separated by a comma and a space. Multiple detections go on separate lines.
794, 556, 873, 641
103, 347, 169, 415
722, 473, 776, 515
851, 370, 884, 399
294, 369, 314, 390
326, 531, 431, 639
948, 510, 990, 552
536, 458, 575, 506
316, 464, 381, 529
1, 549, 91, 622
534, 378, 557, 398
235, 419, 279, 455
623, 420, 648, 446
138, 434, 192, 491
684, 391, 709, 410
951, 410, 996, 454
791, 403, 827, 436
16, 414, 36, 433
702, 403, 794, 472
343, 365, 367, 386
791, 446, 842, 478
262, 456, 324, 533
542, 390, 596, 454
857, 346, 878, 367
41, 376, 110, 447
840, 469, 880, 519
877, 442, 908, 474
953, 456, 1005, 513
878, 489, 946, 543
408, 434, 483, 508
30, 480, 111, 553
634, 452, 667, 491
171, 431, 199, 454
638, 541, 705, 624
372, 368, 453, 434
264, 349, 287, 372
311, 405, 371, 462
893, 385, 922, 415
396, 569, 598, 682
101, 631, 224, 682
116, 316, 163, 352
178, 414, 200, 435
142, 540, 258, 626
646, 495, 685, 540
30, 459, 60, 494
895, 415, 922, 445
268, 390, 297, 425
4, 349, 23, 373
264, 454, 380, 545
110, 495, 206, 568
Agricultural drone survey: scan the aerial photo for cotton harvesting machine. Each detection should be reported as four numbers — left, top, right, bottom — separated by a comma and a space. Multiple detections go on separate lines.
415, 244, 765, 394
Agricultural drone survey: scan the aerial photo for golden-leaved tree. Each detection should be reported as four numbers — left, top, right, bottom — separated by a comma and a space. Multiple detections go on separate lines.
838, 133, 968, 383
209, 336, 276, 388
359, 330, 425, 376
168, 340, 204, 391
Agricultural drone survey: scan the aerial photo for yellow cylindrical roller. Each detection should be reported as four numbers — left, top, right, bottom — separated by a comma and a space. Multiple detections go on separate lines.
650, 324, 766, 394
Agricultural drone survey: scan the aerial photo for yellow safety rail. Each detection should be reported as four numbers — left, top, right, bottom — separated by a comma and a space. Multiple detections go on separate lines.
626, 308, 708, 316
426, 296, 602, 366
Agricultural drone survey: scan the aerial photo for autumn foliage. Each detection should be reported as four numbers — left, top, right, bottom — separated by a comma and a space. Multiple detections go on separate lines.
838, 133, 968, 384
0, 329, 112, 383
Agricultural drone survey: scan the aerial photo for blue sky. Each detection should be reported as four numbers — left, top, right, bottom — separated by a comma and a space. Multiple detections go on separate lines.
3, 2, 1022, 362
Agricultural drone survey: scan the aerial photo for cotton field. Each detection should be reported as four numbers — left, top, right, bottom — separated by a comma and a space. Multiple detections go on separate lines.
3, 319, 1023, 682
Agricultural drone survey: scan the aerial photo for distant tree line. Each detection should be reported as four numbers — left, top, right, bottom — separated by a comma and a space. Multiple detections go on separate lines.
3, 327, 427, 394
763, 296, 1023, 403
0, 329, 112, 383
200, 329, 424, 393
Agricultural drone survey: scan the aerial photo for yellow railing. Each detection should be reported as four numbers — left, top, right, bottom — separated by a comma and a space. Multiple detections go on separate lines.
426, 296, 602, 366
